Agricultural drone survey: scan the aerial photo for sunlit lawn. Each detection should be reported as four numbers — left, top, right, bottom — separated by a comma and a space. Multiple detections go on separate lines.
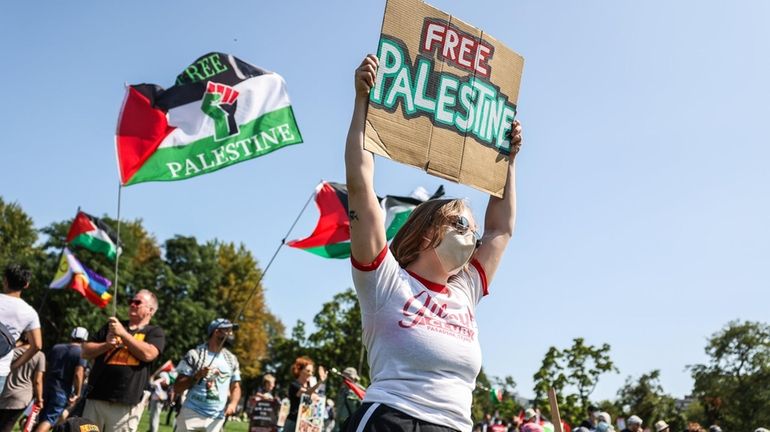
136, 408, 250, 432
12, 409, 250, 432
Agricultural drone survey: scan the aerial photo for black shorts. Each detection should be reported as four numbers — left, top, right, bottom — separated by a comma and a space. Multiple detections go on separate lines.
343, 402, 459, 432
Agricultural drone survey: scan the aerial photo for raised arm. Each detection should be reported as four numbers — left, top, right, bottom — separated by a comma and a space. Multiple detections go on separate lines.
294, 366, 328, 397
346, 55, 386, 264
473, 120, 523, 284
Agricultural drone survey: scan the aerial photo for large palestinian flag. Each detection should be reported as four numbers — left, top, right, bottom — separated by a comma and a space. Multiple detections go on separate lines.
116, 52, 302, 185
287, 182, 444, 258
66, 211, 120, 261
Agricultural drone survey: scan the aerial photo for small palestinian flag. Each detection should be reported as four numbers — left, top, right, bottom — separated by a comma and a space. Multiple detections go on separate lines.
287, 182, 444, 258
343, 378, 366, 400
50, 248, 113, 308
157, 359, 175, 373
490, 387, 503, 404
116, 52, 302, 185
66, 211, 120, 261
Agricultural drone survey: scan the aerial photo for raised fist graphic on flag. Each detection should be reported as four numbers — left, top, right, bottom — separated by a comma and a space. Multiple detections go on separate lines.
202, 81, 240, 141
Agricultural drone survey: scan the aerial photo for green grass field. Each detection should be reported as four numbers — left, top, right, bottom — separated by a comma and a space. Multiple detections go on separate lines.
136, 408, 250, 432
13, 408, 250, 432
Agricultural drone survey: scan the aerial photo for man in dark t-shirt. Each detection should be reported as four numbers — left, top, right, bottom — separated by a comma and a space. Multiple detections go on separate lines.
82, 289, 165, 432
35, 327, 89, 432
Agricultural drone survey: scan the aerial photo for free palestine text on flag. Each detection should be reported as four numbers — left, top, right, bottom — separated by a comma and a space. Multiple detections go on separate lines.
116, 52, 303, 186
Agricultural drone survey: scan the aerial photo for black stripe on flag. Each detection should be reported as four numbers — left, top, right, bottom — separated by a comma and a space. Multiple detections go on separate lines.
142, 53, 270, 112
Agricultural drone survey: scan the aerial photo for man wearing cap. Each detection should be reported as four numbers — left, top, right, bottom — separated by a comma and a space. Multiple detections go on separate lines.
621, 416, 643, 432
34, 327, 90, 432
81, 289, 166, 432
173, 318, 242, 432
333, 367, 362, 432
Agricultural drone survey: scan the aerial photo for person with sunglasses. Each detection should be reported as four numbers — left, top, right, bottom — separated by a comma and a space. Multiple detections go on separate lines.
81, 289, 166, 432
343, 55, 522, 432
173, 319, 242, 432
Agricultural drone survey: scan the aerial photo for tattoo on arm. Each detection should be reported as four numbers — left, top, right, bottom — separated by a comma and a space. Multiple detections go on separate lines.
348, 210, 359, 221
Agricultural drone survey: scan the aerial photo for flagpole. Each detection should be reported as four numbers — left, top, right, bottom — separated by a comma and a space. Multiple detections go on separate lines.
112, 184, 123, 317
205, 182, 320, 368
233, 181, 318, 321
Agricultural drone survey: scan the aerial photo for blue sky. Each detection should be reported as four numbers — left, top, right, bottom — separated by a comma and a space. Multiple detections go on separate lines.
2, 1, 768, 402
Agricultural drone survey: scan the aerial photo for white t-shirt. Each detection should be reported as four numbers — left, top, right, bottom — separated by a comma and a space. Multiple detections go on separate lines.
0, 293, 41, 376
351, 247, 488, 432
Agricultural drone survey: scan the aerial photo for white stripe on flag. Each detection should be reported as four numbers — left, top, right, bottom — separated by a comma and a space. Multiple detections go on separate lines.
160, 74, 292, 149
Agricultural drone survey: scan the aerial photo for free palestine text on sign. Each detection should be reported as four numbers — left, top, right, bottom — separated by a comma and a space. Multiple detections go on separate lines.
364, 0, 524, 197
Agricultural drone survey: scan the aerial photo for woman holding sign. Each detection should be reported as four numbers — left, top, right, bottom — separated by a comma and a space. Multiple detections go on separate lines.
344, 54, 522, 432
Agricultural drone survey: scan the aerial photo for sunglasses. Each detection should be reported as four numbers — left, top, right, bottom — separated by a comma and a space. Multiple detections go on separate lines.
451, 215, 483, 248
129, 299, 143, 306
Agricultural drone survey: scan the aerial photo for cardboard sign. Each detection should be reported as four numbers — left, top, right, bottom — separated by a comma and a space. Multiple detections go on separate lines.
364, 0, 524, 197
296, 394, 326, 432
249, 398, 280, 432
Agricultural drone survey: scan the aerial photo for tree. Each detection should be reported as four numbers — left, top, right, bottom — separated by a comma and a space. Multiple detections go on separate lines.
689, 320, 770, 430
307, 288, 368, 389
0, 197, 41, 270
263, 319, 309, 397
216, 242, 271, 382
155, 235, 221, 364
262, 288, 369, 401
471, 369, 518, 423
615, 370, 685, 430
533, 338, 617, 425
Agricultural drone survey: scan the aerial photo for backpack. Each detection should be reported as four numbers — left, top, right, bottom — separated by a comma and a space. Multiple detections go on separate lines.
0, 322, 15, 358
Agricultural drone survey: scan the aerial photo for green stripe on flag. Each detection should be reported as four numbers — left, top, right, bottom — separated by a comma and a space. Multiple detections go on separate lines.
71, 234, 118, 261
302, 243, 352, 259
128, 106, 302, 185
385, 209, 413, 240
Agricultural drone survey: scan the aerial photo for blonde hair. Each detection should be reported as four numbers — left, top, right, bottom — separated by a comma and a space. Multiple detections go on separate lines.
390, 198, 467, 268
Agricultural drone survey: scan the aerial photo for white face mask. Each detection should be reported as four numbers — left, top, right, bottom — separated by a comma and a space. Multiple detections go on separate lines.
434, 228, 477, 275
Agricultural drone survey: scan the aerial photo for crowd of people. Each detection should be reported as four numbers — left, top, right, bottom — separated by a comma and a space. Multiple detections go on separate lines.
0, 263, 245, 432
474, 409, 770, 432
0, 261, 365, 432
242, 357, 365, 432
